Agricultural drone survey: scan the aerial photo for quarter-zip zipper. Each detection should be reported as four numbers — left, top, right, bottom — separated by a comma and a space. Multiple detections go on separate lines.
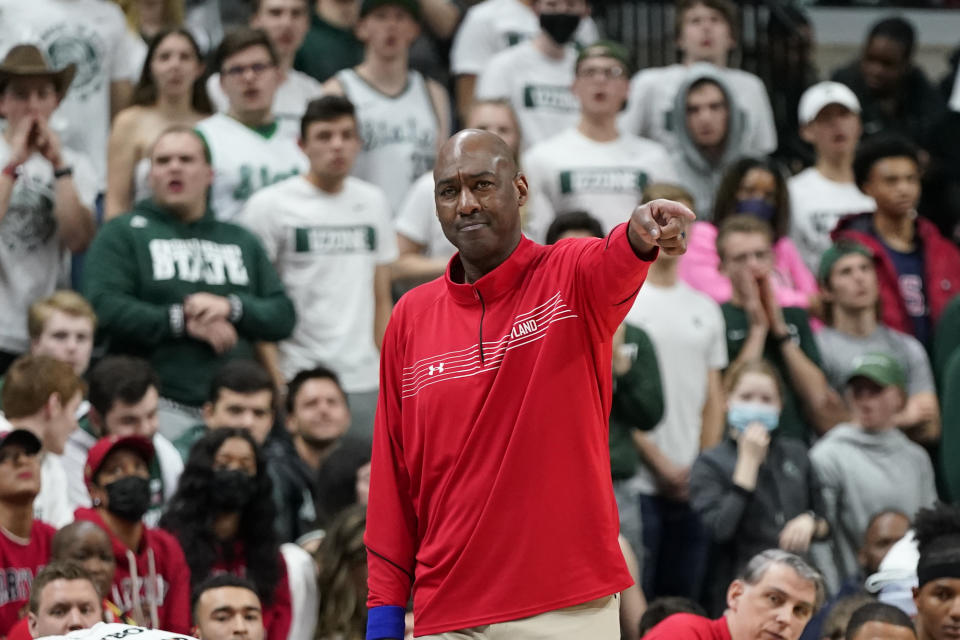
475, 287, 486, 364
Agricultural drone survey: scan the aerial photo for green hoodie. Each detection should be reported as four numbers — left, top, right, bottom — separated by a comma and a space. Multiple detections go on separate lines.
83, 199, 296, 406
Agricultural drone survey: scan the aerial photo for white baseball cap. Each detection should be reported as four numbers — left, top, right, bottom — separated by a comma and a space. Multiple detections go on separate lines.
798, 81, 861, 126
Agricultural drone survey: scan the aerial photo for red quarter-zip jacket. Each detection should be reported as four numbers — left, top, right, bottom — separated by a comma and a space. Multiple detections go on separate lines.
366, 225, 651, 635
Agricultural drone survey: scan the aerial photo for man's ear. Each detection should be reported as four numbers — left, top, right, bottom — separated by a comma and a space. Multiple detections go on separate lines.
515, 172, 529, 207
27, 611, 39, 639
202, 401, 216, 427
88, 406, 106, 436
727, 578, 745, 612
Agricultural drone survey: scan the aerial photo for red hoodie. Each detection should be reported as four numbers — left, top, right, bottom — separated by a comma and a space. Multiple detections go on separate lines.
74, 508, 191, 634
832, 212, 960, 337
0, 520, 54, 635
366, 226, 648, 635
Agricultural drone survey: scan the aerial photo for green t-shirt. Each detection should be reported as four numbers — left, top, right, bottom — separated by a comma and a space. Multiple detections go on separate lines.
721, 304, 822, 444
294, 11, 364, 83
609, 324, 664, 480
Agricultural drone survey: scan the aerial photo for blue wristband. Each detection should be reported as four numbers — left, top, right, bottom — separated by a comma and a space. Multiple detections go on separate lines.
367, 605, 406, 640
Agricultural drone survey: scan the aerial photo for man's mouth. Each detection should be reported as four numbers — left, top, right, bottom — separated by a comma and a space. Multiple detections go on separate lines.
459, 221, 488, 232
168, 179, 184, 192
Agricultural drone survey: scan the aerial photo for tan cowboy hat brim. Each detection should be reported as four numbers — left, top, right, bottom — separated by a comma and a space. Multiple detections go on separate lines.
0, 62, 77, 97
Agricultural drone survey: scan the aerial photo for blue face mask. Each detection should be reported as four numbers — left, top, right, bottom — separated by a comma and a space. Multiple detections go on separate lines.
727, 402, 780, 432
735, 198, 777, 222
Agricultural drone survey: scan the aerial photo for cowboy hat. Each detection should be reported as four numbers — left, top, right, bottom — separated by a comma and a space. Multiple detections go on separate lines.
0, 44, 76, 97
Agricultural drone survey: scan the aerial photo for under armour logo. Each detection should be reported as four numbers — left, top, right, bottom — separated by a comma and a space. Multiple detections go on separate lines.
428, 363, 445, 375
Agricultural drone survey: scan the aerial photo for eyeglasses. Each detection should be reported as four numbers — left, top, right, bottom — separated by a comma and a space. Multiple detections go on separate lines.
577, 66, 626, 80
223, 62, 275, 78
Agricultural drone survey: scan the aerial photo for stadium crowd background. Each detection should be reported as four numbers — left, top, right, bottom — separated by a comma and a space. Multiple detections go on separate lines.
0, 0, 959, 638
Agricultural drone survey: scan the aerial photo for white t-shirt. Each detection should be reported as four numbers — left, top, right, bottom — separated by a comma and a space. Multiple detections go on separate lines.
195, 113, 308, 222
337, 69, 438, 213
0, 0, 141, 187
475, 41, 579, 148
36, 452, 72, 527
38, 622, 199, 640
206, 69, 324, 141
619, 63, 777, 157
523, 128, 678, 241
625, 281, 728, 495
0, 142, 97, 353
788, 167, 877, 273
394, 171, 455, 260
450, 0, 599, 75
238, 175, 398, 391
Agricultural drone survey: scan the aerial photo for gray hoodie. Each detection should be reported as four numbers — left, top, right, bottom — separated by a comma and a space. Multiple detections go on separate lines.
668, 63, 748, 218
809, 423, 937, 593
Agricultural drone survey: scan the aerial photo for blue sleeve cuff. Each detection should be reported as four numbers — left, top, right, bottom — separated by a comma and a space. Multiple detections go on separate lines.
367, 605, 406, 640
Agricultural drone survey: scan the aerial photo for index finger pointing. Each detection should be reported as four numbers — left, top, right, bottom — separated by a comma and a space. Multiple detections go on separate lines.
648, 198, 697, 225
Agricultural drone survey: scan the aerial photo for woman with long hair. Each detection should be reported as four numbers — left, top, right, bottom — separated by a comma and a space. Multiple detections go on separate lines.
678, 156, 819, 310
315, 504, 367, 640
105, 27, 212, 219
159, 428, 291, 640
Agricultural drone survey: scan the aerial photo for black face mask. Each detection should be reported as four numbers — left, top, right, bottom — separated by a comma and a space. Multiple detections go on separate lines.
104, 476, 152, 522
539, 13, 580, 45
210, 469, 256, 512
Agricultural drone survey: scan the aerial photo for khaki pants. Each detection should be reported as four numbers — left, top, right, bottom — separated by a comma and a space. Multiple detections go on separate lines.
418, 594, 620, 639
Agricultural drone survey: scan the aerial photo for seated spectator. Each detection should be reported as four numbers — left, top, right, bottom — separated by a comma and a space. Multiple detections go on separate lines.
0, 0, 137, 192
912, 503, 960, 640
637, 597, 706, 638
51, 521, 132, 623
196, 27, 308, 222
625, 185, 726, 601
545, 210, 603, 244
26, 563, 103, 638
691, 359, 829, 616
83, 126, 295, 442
801, 510, 911, 640
207, 0, 323, 141
819, 594, 876, 640
239, 97, 397, 431
0, 45, 97, 373
680, 157, 818, 310
475, 0, 589, 147
845, 602, 916, 640
2, 355, 85, 526
106, 28, 212, 219
524, 41, 677, 240
323, 0, 450, 212
811, 354, 937, 593
0, 428, 56, 637
831, 17, 944, 145
192, 575, 264, 640
75, 435, 191, 632
788, 82, 876, 274
62, 357, 184, 524
620, 0, 776, 157
293, 0, 364, 83
642, 549, 825, 640
667, 65, 750, 216
816, 242, 940, 445
834, 134, 960, 349
393, 99, 522, 286
173, 359, 277, 459
160, 428, 291, 640
314, 504, 366, 640
25, 292, 96, 379
449, 0, 598, 122
717, 215, 843, 441
314, 436, 371, 527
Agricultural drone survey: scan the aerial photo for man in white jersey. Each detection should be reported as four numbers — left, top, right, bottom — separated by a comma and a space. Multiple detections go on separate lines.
475, 0, 590, 148
239, 95, 396, 436
323, 0, 449, 213
196, 27, 308, 222
524, 41, 678, 241
207, 0, 324, 141
619, 0, 776, 157
0, 0, 137, 190
0, 45, 97, 372
449, 0, 598, 122
788, 82, 876, 273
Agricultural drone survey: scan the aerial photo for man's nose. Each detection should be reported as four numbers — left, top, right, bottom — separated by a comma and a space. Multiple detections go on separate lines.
457, 187, 481, 215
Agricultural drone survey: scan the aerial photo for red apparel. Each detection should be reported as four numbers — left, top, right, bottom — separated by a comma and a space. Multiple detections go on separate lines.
208, 542, 292, 640
6, 598, 132, 640
366, 226, 648, 635
831, 212, 960, 335
643, 613, 732, 640
73, 508, 191, 634
0, 520, 55, 635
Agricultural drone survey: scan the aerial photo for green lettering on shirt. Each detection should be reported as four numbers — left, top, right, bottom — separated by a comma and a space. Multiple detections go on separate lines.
522, 85, 579, 112
559, 169, 649, 195
293, 225, 377, 253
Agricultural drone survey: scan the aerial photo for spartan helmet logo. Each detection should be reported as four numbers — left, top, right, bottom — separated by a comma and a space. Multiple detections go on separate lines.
43, 24, 104, 101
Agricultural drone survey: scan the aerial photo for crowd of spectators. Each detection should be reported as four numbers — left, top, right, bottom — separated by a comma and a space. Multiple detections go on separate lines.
0, 0, 959, 639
